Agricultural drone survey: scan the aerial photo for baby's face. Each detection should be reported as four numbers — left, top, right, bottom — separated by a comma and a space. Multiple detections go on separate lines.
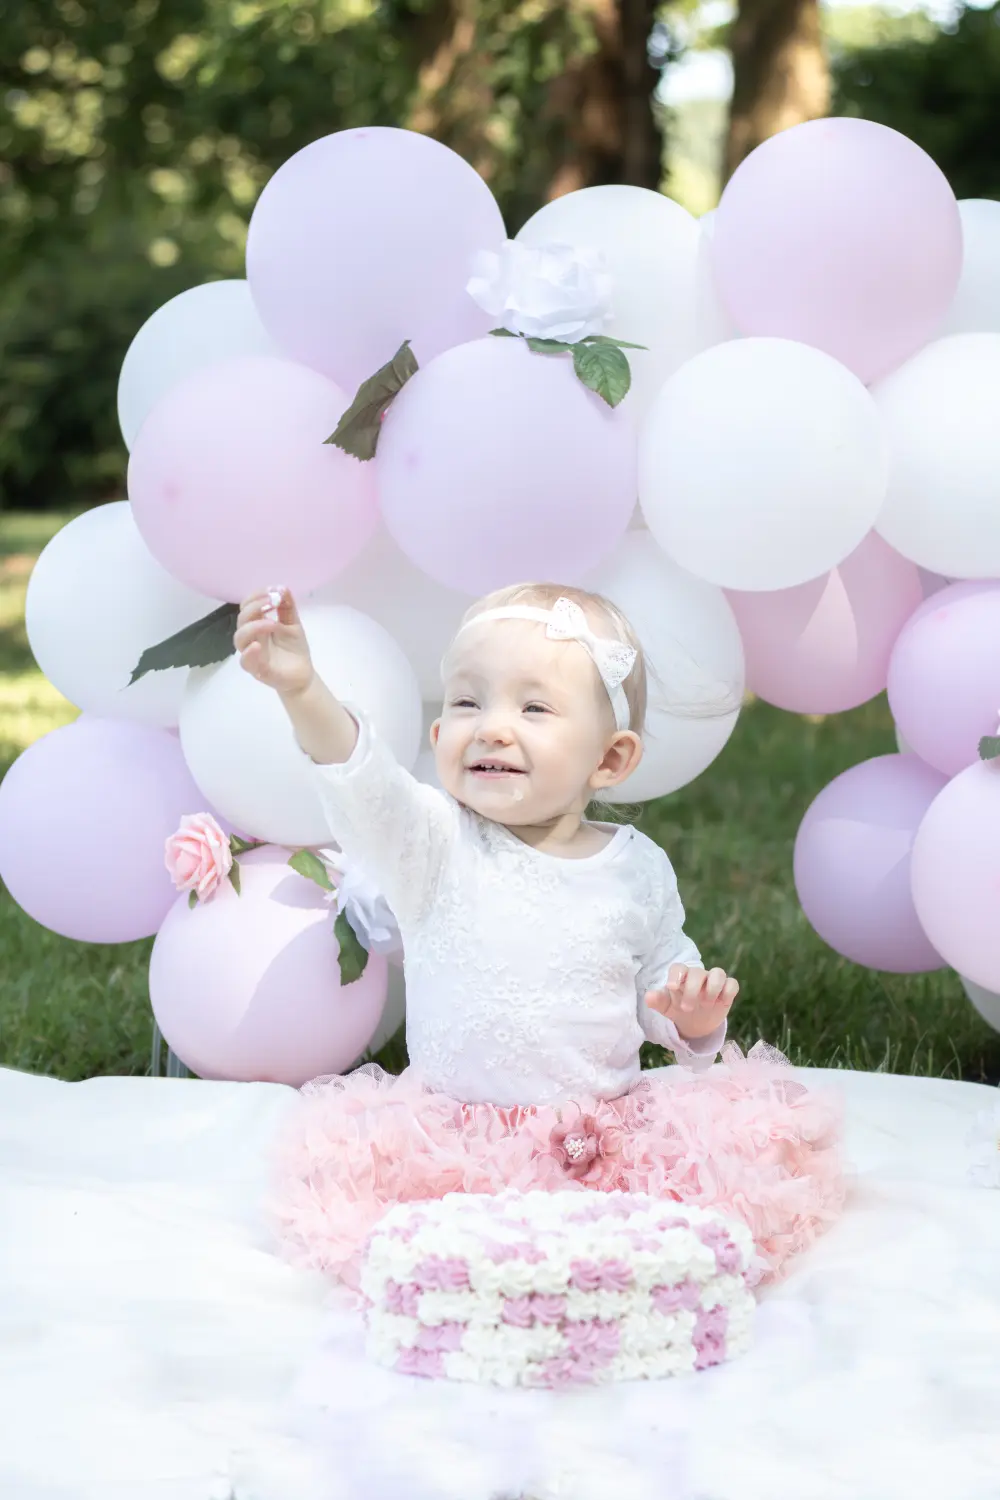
432, 620, 634, 825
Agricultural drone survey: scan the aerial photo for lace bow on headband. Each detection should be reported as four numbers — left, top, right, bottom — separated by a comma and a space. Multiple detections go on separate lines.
454, 596, 638, 731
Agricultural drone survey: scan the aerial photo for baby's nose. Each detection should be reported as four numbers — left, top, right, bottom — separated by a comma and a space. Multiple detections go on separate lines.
478, 711, 516, 743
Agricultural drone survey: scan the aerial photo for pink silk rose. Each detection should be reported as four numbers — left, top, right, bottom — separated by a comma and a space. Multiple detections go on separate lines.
164, 813, 232, 901
549, 1105, 624, 1187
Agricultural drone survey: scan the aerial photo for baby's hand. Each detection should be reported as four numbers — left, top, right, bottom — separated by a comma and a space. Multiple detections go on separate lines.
235, 587, 314, 697
644, 965, 739, 1041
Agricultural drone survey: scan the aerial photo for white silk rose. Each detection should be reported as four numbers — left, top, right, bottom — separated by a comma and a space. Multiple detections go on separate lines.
317, 849, 402, 958
466, 239, 613, 343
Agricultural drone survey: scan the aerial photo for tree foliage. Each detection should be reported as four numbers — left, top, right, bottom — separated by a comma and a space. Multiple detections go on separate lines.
833, 2, 1000, 200
1, 0, 668, 510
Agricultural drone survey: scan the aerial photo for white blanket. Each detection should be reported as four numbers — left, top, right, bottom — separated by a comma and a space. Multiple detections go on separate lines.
1, 1064, 998, 1500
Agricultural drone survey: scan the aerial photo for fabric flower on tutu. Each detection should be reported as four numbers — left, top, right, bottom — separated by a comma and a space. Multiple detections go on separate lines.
549, 1103, 623, 1186
466, 240, 613, 344
164, 813, 232, 902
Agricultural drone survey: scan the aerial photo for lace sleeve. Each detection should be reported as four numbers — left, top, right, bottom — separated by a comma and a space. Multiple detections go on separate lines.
635, 849, 726, 1072
303, 712, 456, 930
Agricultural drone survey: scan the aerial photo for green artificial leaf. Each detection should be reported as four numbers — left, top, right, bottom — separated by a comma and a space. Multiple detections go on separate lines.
572, 341, 632, 407
526, 336, 575, 355
582, 333, 648, 351
324, 340, 418, 460
229, 835, 261, 856
188, 889, 198, 910
287, 848, 335, 891
489, 327, 517, 338
334, 909, 369, 986
130, 602, 240, 684
227, 861, 241, 896
979, 735, 1000, 761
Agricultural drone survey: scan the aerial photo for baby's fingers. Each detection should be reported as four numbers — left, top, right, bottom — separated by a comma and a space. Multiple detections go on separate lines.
704, 967, 729, 1004
270, 586, 301, 626
668, 965, 705, 1011
237, 586, 295, 628
234, 617, 277, 654
643, 988, 670, 1017
721, 976, 740, 1006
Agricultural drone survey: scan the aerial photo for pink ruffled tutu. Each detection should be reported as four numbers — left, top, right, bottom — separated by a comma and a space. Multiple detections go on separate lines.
270, 1042, 846, 1289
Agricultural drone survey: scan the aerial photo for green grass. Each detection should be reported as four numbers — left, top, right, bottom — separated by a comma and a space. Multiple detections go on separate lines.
1, 510, 998, 1086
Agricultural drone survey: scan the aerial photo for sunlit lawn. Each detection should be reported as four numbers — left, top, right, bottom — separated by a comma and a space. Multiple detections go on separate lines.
1, 509, 998, 1086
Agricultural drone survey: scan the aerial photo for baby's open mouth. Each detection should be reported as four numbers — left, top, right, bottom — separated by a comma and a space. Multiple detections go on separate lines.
468, 760, 526, 776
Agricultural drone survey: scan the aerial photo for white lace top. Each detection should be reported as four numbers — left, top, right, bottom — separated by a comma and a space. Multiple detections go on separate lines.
306, 715, 727, 1107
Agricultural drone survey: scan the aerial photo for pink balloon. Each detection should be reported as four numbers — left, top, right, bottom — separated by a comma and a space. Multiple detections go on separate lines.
712, 119, 962, 385
888, 582, 1000, 778
0, 716, 205, 944
128, 355, 376, 602
793, 753, 947, 973
911, 763, 1000, 991
150, 846, 388, 1084
726, 533, 922, 714
246, 127, 506, 392
377, 337, 635, 593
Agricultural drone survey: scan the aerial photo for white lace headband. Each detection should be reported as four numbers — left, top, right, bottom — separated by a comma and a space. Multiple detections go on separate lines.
450, 596, 637, 731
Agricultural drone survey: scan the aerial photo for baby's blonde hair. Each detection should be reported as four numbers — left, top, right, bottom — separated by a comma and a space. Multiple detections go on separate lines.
455, 580, 743, 743
458, 582, 649, 735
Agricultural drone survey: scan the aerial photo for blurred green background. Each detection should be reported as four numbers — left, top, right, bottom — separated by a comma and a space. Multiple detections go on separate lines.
2, 1, 999, 1084
5, 0, 1000, 515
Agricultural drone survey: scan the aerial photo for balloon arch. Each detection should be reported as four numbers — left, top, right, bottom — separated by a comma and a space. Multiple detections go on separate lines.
3, 118, 1000, 1082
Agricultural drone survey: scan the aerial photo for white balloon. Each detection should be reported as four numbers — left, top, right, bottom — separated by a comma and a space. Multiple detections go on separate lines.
180, 604, 421, 846
25, 502, 217, 728
692, 211, 737, 353
961, 975, 1000, 1035
311, 528, 473, 700
639, 338, 888, 591
587, 531, 744, 801
873, 334, 1000, 578
940, 200, 1000, 336
516, 185, 702, 421
118, 281, 277, 449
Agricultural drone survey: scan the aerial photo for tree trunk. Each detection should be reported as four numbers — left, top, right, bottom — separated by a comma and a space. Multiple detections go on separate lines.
546, 0, 664, 200
395, 0, 664, 223
724, 0, 829, 182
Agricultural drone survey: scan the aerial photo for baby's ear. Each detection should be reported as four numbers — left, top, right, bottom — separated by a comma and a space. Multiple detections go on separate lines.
429, 719, 441, 748
593, 730, 643, 789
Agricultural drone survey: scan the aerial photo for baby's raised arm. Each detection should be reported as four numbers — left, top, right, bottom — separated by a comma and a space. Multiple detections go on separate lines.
235, 587, 454, 929
235, 588, 356, 764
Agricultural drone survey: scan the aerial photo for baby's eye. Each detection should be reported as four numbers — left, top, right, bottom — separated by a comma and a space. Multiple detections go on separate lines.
450, 697, 478, 710
523, 703, 550, 715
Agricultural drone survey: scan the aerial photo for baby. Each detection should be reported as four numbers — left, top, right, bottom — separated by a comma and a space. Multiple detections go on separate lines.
240, 582, 844, 1287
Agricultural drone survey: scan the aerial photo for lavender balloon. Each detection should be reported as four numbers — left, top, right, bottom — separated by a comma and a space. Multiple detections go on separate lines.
246, 127, 506, 392
0, 716, 205, 944
793, 754, 947, 973
128, 355, 376, 602
911, 763, 1000, 993
887, 581, 1000, 778
712, 119, 962, 385
150, 846, 388, 1085
377, 337, 635, 593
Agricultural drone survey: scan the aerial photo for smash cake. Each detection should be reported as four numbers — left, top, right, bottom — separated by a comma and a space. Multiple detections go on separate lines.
359, 1189, 756, 1388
